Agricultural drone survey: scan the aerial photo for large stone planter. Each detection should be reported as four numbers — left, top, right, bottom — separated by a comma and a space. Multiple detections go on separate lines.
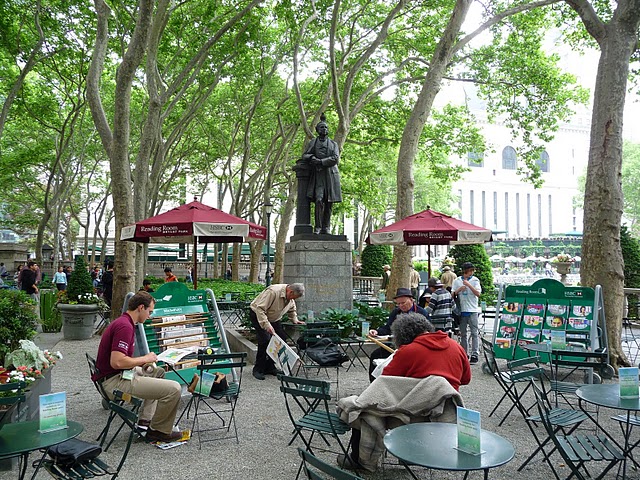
58, 303, 99, 340
0, 367, 53, 472
554, 262, 572, 275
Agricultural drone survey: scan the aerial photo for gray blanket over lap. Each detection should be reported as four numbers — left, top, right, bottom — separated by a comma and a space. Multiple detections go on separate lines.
336, 375, 464, 472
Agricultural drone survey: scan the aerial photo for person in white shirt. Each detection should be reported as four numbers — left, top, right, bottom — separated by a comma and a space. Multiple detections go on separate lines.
451, 262, 482, 364
53, 266, 68, 291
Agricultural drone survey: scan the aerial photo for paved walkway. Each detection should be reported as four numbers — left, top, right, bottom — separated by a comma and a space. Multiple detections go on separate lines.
0, 332, 628, 480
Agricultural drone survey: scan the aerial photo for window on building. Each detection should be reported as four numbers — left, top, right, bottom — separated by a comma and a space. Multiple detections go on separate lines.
470, 190, 475, 224
505, 192, 509, 233
548, 195, 553, 234
538, 194, 542, 237
516, 192, 521, 236
536, 150, 550, 172
481, 191, 486, 227
527, 193, 531, 237
502, 146, 517, 170
468, 151, 484, 167
493, 192, 498, 230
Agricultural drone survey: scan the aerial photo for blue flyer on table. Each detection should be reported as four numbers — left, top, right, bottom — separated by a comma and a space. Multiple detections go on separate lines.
456, 406, 483, 455
39, 391, 68, 433
619, 367, 639, 399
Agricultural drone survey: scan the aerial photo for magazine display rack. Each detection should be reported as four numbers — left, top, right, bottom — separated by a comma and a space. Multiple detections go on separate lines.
134, 282, 232, 384
490, 279, 613, 381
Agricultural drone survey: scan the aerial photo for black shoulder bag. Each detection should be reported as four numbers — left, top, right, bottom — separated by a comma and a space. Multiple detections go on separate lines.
305, 338, 349, 366
47, 438, 102, 467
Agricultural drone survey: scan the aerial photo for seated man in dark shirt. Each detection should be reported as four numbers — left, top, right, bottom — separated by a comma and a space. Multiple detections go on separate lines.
367, 288, 428, 381
93, 291, 183, 442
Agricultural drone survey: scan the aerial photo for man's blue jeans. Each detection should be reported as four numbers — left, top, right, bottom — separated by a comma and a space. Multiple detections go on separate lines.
459, 312, 479, 356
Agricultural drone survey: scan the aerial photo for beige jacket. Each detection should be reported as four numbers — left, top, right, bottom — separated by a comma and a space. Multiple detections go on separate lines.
250, 284, 298, 329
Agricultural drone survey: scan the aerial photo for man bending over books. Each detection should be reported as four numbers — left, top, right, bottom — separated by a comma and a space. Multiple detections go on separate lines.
93, 291, 184, 443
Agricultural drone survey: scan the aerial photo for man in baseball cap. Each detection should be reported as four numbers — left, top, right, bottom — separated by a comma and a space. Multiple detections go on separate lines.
452, 262, 482, 364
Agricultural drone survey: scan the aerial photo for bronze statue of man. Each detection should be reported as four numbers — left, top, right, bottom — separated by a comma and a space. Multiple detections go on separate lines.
301, 115, 342, 234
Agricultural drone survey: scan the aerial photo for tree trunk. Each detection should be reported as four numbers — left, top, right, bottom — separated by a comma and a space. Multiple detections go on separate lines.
86, 0, 153, 315
579, 16, 640, 369
387, 0, 472, 298
274, 177, 296, 285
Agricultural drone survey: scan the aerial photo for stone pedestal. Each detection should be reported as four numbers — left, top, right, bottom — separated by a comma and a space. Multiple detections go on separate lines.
284, 238, 352, 315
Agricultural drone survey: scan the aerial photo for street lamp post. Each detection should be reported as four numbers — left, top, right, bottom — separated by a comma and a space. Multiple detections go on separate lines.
265, 202, 273, 286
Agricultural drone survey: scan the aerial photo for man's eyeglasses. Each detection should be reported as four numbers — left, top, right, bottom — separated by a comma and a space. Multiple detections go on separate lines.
395, 297, 412, 307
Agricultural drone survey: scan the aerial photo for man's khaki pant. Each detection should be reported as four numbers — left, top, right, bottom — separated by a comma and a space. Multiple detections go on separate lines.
101, 365, 181, 435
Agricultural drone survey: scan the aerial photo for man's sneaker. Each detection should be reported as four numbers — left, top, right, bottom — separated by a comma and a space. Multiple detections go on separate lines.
252, 370, 265, 380
470, 354, 479, 364
146, 428, 183, 443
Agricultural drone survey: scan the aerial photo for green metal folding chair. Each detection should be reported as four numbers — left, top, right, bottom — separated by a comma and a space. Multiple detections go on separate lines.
278, 375, 352, 478
298, 448, 364, 480
41, 398, 140, 479
531, 380, 623, 480
176, 351, 247, 448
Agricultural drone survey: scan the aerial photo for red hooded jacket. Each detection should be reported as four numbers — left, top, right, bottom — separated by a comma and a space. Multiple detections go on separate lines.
382, 331, 471, 391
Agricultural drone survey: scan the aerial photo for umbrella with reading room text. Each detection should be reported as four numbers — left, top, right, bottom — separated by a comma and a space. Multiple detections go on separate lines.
367, 208, 492, 276
121, 200, 266, 288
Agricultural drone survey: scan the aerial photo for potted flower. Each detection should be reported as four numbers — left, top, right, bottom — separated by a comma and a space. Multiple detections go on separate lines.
552, 253, 574, 275
57, 256, 107, 340
2, 340, 63, 421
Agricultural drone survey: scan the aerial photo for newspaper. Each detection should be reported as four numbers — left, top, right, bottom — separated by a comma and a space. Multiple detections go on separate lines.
156, 348, 194, 364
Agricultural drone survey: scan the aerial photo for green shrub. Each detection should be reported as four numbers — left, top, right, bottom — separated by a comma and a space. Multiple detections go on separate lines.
0, 290, 38, 365
318, 308, 360, 337
354, 302, 388, 330
361, 244, 392, 277
622, 225, 640, 288
448, 244, 495, 304
66, 256, 95, 302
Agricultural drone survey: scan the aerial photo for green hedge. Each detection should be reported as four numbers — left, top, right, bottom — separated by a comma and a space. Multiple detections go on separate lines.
361, 244, 392, 277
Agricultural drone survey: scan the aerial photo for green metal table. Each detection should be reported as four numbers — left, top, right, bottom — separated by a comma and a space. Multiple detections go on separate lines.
577, 383, 640, 479
384, 422, 515, 480
0, 419, 83, 479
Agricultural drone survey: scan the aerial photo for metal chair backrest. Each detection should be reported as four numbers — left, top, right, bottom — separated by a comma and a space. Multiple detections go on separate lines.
279, 374, 333, 424
86, 352, 111, 404
298, 448, 364, 480
196, 351, 247, 387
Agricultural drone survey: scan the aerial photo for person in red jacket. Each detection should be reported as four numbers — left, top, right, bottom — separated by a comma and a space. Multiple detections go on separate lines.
338, 312, 471, 471
383, 312, 471, 391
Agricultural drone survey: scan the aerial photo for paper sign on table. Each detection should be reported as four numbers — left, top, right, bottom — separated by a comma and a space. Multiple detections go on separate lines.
619, 367, 639, 399
39, 391, 68, 433
550, 330, 567, 350
456, 406, 483, 455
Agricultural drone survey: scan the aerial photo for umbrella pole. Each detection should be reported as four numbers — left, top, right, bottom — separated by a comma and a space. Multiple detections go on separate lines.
193, 237, 198, 289
428, 244, 432, 278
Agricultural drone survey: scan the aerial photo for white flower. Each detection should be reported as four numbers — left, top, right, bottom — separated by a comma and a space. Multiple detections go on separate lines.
55, 351, 63, 359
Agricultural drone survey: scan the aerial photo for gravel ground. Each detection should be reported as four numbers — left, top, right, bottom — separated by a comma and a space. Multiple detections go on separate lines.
1, 332, 631, 480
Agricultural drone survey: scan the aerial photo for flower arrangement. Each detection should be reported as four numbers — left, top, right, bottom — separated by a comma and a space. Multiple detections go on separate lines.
5, 340, 62, 372
56, 256, 108, 313
0, 341, 62, 396
553, 253, 574, 263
